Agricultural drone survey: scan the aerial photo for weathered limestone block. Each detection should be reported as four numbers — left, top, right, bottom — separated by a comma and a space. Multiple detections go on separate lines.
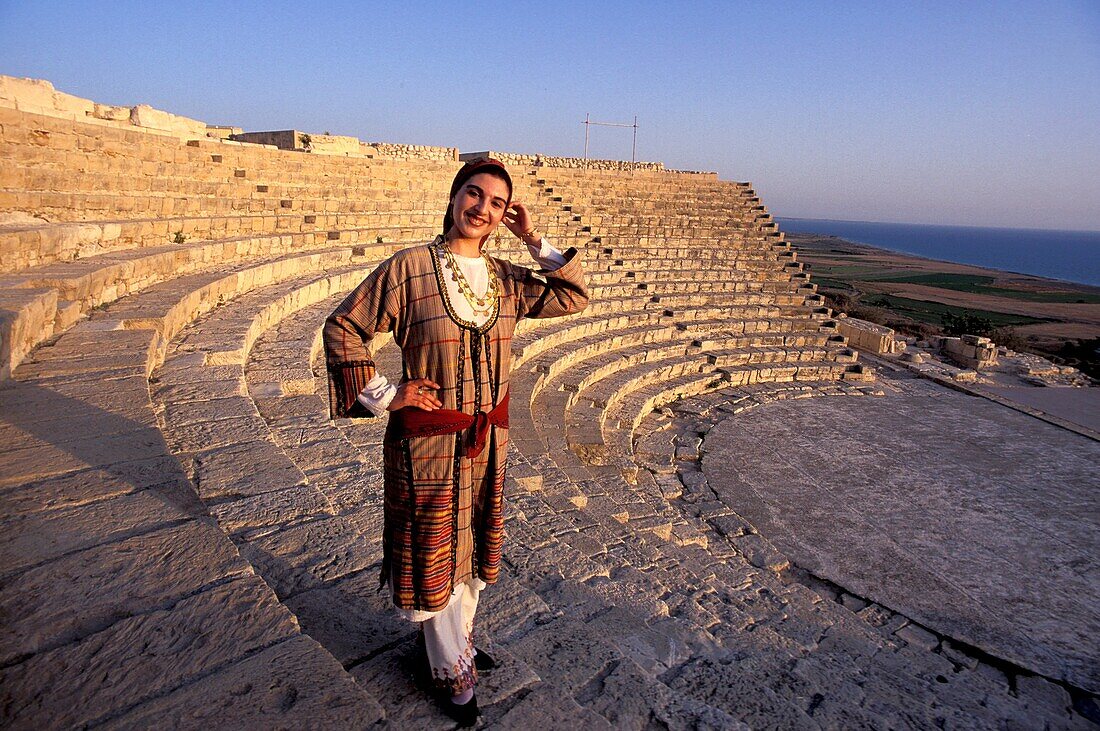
0, 488, 199, 577
0, 456, 191, 520
282, 570, 409, 665
92, 103, 129, 121
236, 513, 375, 599
0, 76, 94, 118
894, 622, 939, 651
207, 486, 334, 539
129, 104, 206, 136
0, 519, 252, 665
0, 426, 167, 488
0, 576, 301, 729
663, 656, 818, 730
509, 461, 544, 491
0, 286, 57, 380
836, 317, 906, 355
98, 635, 384, 730
476, 575, 552, 643
731, 533, 790, 572
509, 619, 622, 695
191, 439, 306, 501
587, 607, 689, 673
498, 685, 614, 729
940, 334, 998, 370
160, 413, 268, 452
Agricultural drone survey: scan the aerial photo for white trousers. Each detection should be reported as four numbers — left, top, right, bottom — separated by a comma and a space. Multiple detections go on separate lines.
418, 580, 484, 694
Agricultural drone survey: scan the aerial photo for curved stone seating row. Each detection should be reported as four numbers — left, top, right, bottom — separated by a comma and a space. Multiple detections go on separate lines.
626, 382, 1080, 727
49, 229, 1068, 729
0, 200, 439, 268
593, 236, 790, 258
0, 230, 405, 379
514, 309, 829, 377
594, 360, 861, 467
575, 213, 772, 232
510, 294, 832, 374
503, 355, 1052, 728
519, 310, 838, 389
0, 164, 588, 379
0, 152, 576, 361
545, 341, 859, 469
0, 273, 387, 726
147, 279, 742, 726
3, 110, 458, 272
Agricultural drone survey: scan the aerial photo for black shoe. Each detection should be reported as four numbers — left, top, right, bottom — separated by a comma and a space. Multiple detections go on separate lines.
473, 647, 496, 672
439, 693, 479, 727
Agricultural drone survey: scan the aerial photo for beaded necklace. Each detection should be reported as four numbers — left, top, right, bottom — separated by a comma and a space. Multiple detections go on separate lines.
433, 236, 501, 315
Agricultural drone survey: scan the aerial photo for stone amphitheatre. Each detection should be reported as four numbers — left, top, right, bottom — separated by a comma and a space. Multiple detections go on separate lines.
1, 77, 1097, 729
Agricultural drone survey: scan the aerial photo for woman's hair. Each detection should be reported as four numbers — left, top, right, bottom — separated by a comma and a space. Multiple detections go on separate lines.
442, 157, 513, 239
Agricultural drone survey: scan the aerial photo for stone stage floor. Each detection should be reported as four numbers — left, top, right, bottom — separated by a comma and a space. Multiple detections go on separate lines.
702, 370, 1100, 695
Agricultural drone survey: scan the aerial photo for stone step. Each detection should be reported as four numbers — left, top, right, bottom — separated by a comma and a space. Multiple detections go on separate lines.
596, 365, 858, 464
0, 239, 397, 380
554, 348, 853, 462
162, 290, 728, 726
512, 302, 830, 370
0, 291, 384, 728
528, 327, 838, 391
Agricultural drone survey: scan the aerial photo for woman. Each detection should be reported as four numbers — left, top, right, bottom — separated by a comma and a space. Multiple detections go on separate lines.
323, 157, 588, 723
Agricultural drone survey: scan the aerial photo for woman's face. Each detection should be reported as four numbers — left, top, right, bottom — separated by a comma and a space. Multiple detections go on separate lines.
449, 172, 510, 241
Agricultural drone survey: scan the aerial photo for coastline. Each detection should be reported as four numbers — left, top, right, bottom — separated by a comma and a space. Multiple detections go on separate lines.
787, 232, 1100, 378
778, 217, 1100, 288
792, 232, 1100, 289
781, 215, 1100, 237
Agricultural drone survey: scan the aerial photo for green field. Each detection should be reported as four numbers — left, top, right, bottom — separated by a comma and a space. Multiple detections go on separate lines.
806, 276, 857, 291
807, 265, 892, 278
869, 273, 1100, 303
861, 294, 1048, 327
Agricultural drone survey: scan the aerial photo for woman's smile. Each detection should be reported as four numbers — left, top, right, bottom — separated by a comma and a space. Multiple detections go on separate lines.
447, 173, 511, 248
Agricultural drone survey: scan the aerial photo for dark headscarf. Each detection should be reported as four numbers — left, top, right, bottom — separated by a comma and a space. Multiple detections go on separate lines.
442, 157, 513, 248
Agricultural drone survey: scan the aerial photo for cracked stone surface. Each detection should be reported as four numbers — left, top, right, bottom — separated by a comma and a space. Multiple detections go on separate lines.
703, 371, 1100, 694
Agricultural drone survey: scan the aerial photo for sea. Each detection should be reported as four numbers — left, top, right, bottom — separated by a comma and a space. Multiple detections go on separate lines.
776, 218, 1100, 288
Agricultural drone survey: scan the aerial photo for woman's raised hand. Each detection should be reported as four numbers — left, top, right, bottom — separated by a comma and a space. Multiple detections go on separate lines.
503, 202, 539, 243
387, 378, 443, 411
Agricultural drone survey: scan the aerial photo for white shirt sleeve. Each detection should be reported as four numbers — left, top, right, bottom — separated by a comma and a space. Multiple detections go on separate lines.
356, 373, 397, 416
526, 237, 567, 270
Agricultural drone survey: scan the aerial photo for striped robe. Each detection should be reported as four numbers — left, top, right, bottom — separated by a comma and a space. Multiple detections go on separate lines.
323, 242, 589, 612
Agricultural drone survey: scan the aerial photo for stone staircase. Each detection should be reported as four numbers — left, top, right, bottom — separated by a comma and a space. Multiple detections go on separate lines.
2, 92, 1089, 728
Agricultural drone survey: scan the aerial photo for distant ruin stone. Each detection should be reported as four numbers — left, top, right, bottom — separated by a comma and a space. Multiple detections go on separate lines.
940, 334, 998, 370
129, 104, 207, 136
837, 317, 906, 355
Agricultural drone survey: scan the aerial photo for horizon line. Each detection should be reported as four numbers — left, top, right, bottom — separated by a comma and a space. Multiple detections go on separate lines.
777, 216, 1100, 236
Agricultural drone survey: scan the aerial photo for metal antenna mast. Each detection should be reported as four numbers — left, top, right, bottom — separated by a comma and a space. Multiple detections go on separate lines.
583, 113, 639, 170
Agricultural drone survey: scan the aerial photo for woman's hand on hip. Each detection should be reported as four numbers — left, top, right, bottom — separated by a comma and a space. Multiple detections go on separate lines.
388, 378, 443, 411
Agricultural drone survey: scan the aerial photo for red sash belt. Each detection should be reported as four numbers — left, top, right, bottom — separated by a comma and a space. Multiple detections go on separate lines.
386, 391, 509, 458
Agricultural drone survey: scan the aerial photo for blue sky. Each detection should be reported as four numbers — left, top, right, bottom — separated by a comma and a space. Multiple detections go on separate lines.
1, 1, 1098, 230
